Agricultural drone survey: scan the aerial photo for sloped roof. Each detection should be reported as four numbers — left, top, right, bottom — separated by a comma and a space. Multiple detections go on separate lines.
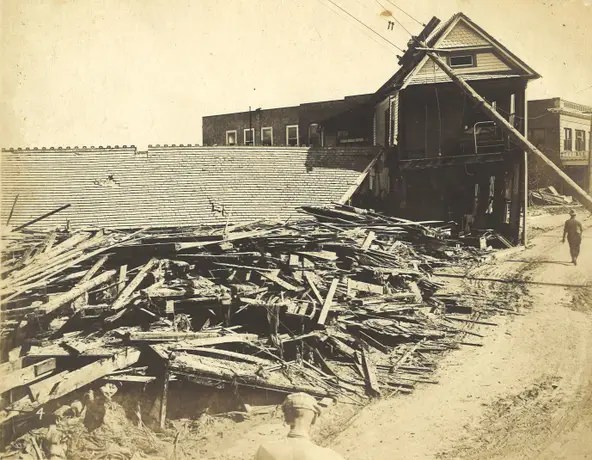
375, 12, 540, 97
1, 146, 380, 230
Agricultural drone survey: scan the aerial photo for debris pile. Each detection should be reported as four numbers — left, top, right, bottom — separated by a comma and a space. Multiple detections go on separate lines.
529, 186, 574, 206
1, 204, 494, 448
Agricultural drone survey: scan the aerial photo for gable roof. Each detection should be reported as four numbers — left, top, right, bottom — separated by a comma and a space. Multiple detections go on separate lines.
1, 146, 380, 230
375, 12, 540, 97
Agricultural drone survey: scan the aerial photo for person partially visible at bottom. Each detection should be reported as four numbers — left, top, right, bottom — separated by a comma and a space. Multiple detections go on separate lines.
562, 209, 583, 265
254, 393, 345, 460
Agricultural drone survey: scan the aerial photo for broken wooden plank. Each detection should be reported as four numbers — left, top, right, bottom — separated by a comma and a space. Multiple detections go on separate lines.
361, 231, 376, 250
117, 264, 128, 294
179, 347, 273, 365
360, 348, 381, 397
111, 258, 158, 311
317, 278, 339, 326
36, 270, 117, 316
0, 359, 56, 394
304, 271, 324, 304
0, 347, 140, 424
259, 270, 301, 292
129, 331, 257, 343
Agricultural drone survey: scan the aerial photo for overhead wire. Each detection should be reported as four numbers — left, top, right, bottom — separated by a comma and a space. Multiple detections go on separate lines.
319, 0, 406, 52
380, 0, 426, 27
316, 0, 400, 52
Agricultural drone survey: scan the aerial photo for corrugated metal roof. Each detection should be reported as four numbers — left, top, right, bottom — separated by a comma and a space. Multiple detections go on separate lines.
1, 146, 379, 230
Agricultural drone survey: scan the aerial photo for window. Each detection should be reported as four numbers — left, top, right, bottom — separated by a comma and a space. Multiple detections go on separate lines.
449, 54, 475, 68
261, 127, 273, 146
286, 125, 299, 146
308, 123, 321, 146
575, 129, 586, 151
244, 128, 255, 146
226, 130, 237, 146
564, 128, 573, 151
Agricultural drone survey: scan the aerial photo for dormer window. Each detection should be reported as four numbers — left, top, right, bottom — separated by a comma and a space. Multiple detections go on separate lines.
449, 54, 475, 68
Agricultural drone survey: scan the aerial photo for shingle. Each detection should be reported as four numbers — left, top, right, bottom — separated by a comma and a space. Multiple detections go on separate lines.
1, 146, 379, 230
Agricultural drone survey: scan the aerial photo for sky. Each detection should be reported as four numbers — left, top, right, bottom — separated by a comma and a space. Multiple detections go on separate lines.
1, 0, 591, 148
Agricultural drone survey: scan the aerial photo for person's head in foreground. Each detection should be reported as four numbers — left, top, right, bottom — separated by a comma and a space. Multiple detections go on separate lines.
281, 392, 322, 437
569, 209, 576, 218
254, 393, 346, 460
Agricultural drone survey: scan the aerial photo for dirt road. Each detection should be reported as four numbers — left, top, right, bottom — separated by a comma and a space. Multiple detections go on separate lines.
329, 214, 592, 460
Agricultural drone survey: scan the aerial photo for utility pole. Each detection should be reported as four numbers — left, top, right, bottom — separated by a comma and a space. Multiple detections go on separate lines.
585, 110, 592, 194
421, 44, 592, 214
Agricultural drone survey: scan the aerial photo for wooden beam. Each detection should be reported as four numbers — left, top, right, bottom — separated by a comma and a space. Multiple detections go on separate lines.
304, 271, 324, 304
117, 264, 128, 294
0, 348, 140, 424
0, 359, 56, 394
317, 279, 339, 326
159, 365, 170, 429
259, 270, 301, 292
338, 152, 382, 204
361, 348, 381, 397
424, 47, 592, 213
361, 231, 376, 250
37, 270, 117, 316
111, 258, 158, 311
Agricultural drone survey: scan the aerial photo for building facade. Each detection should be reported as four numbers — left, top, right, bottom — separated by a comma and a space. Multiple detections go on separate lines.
202, 95, 373, 147
527, 98, 592, 192
369, 13, 539, 243
202, 13, 540, 244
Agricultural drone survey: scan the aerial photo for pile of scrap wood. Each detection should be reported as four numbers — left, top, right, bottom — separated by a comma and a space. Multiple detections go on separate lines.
0, 203, 491, 438
529, 186, 574, 205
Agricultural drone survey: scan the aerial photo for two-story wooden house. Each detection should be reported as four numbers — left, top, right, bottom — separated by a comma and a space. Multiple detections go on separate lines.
359, 13, 540, 243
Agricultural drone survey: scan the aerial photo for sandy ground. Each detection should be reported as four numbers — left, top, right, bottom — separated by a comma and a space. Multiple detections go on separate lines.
329, 212, 592, 460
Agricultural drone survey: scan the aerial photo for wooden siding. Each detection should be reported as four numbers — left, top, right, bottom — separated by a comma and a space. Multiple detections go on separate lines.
409, 52, 513, 86
439, 19, 490, 48
1, 146, 378, 230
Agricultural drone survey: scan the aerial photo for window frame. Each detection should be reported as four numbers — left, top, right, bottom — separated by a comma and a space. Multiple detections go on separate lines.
243, 128, 255, 146
448, 54, 476, 68
286, 124, 299, 146
575, 129, 586, 151
261, 126, 273, 146
564, 128, 573, 151
308, 123, 321, 146
225, 130, 237, 146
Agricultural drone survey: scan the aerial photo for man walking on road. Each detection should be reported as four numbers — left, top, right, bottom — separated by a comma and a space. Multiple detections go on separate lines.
562, 209, 583, 265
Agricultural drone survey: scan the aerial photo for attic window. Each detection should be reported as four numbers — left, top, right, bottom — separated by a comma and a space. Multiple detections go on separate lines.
449, 55, 475, 68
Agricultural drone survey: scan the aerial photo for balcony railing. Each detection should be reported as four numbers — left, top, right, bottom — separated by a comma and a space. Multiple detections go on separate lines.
560, 150, 590, 164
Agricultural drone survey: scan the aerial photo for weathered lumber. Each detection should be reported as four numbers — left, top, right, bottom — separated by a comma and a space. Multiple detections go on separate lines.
0, 359, 56, 394
0, 347, 140, 424
304, 271, 324, 304
111, 258, 158, 311
360, 348, 381, 397
259, 270, 301, 291
317, 278, 339, 326
36, 270, 117, 316
129, 331, 257, 343
179, 347, 272, 365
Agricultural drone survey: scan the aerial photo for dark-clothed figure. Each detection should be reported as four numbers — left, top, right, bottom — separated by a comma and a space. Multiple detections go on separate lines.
562, 210, 583, 265
254, 393, 345, 460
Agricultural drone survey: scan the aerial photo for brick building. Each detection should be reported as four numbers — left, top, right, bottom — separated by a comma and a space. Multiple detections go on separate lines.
202, 94, 373, 147
527, 98, 592, 191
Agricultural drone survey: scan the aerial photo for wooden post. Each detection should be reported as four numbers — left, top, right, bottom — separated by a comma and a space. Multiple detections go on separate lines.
423, 47, 592, 214
523, 85, 529, 245
317, 279, 338, 326
159, 364, 170, 430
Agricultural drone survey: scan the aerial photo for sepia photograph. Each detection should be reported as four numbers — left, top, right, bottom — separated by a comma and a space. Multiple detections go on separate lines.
1, 0, 591, 458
